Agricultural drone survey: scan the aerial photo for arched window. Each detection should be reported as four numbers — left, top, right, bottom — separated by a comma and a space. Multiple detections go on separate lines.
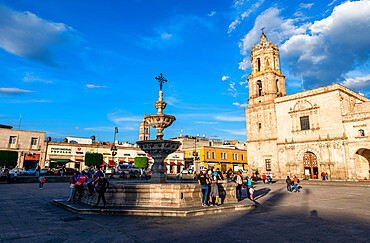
265, 58, 270, 68
359, 129, 365, 137
257, 58, 261, 72
276, 79, 279, 93
257, 80, 262, 97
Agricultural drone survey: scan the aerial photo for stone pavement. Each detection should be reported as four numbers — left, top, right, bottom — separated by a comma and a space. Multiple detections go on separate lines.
0, 182, 369, 242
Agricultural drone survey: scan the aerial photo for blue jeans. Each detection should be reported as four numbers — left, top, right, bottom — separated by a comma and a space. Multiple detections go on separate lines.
267, 177, 270, 184
201, 185, 209, 205
294, 183, 298, 191
39, 182, 44, 188
69, 188, 74, 200
287, 184, 291, 192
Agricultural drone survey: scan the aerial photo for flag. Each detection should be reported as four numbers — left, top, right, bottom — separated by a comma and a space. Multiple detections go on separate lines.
115, 127, 119, 133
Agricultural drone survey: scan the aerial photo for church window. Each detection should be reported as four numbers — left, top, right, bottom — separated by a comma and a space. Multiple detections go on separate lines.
258, 123, 262, 129
257, 58, 261, 72
359, 129, 365, 137
265, 159, 271, 171
276, 79, 279, 93
300, 116, 310, 130
257, 81, 262, 96
266, 58, 270, 67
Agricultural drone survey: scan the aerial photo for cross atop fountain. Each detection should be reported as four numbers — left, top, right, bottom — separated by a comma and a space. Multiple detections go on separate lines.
155, 73, 167, 91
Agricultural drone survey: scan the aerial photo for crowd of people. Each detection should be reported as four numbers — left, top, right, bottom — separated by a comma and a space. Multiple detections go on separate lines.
66, 166, 110, 208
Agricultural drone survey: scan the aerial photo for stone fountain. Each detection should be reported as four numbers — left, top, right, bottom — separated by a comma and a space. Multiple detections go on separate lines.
136, 73, 181, 183
78, 74, 238, 208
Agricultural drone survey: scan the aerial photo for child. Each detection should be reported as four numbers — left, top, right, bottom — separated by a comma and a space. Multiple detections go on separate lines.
38, 175, 46, 189
249, 185, 254, 201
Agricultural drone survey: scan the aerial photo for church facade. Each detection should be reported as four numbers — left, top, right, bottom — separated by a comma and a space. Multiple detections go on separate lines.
245, 33, 370, 180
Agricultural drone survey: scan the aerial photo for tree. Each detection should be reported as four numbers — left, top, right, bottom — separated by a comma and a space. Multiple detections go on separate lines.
0, 150, 18, 168
85, 153, 103, 167
134, 157, 148, 174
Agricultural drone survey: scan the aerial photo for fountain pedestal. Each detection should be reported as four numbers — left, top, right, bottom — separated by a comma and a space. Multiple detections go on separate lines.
137, 140, 181, 183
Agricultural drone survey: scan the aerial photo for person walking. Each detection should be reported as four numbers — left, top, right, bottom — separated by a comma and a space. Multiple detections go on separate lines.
88, 166, 103, 196
209, 172, 220, 206
93, 174, 110, 208
246, 176, 252, 199
72, 172, 88, 203
67, 172, 77, 202
234, 172, 244, 200
249, 186, 254, 201
293, 175, 300, 192
38, 175, 45, 189
325, 172, 329, 181
198, 171, 210, 207
321, 172, 326, 181
286, 176, 292, 192
262, 173, 267, 184
267, 173, 273, 184
36, 165, 40, 177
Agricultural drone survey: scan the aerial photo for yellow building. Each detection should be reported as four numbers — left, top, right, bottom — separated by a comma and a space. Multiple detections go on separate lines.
184, 146, 248, 172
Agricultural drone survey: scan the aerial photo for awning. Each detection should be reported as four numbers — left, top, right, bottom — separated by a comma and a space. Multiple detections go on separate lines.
164, 162, 168, 165
50, 159, 70, 162
177, 162, 183, 165
170, 162, 175, 165
75, 159, 83, 162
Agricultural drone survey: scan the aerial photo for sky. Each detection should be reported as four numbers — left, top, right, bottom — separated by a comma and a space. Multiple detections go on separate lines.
0, 0, 369, 143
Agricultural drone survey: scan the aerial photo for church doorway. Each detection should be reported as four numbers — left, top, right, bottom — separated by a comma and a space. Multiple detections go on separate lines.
303, 152, 318, 179
355, 148, 370, 180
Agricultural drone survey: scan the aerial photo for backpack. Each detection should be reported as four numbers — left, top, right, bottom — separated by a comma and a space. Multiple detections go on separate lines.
41, 177, 45, 183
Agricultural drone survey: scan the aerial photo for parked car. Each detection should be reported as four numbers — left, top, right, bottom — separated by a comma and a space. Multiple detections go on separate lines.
54, 167, 77, 175
9, 168, 25, 175
22, 168, 37, 175
116, 164, 141, 174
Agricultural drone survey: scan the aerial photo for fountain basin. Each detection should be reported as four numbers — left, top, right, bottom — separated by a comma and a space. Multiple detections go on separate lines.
137, 140, 181, 183
80, 183, 238, 208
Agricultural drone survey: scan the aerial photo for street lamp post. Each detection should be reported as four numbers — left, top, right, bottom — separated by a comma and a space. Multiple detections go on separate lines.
111, 127, 118, 173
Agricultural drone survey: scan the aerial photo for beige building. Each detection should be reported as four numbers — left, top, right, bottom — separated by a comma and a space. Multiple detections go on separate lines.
45, 140, 184, 173
0, 124, 46, 169
245, 33, 370, 180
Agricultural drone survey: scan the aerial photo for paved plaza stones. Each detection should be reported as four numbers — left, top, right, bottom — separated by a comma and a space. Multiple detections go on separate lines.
1, 182, 369, 242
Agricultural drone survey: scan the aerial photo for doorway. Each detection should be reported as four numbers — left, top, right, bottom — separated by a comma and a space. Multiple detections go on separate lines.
303, 152, 318, 179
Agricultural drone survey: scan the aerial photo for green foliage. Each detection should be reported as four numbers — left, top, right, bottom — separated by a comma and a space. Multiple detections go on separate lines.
134, 157, 148, 169
252, 168, 259, 176
0, 150, 18, 167
85, 153, 103, 167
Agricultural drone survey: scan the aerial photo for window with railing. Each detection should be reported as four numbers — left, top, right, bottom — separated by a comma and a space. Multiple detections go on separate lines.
31, 138, 38, 149
206, 151, 210, 159
212, 151, 215, 159
9, 136, 17, 148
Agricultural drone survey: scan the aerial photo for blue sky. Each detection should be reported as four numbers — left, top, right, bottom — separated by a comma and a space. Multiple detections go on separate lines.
0, 0, 369, 143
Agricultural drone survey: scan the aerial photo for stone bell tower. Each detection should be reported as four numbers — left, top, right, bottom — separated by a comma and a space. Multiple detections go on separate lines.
139, 114, 150, 141
245, 32, 285, 176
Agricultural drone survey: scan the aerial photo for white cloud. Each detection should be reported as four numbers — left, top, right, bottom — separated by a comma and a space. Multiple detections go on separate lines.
238, 1, 370, 89
228, 0, 265, 33
161, 33, 172, 40
107, 110, 142, 124
341, 74, 370, 90
208, 11, 216, 17
214, 115, 245, 122
85, 84, 107, 88
1, 99, 52, 103
23, 72, 52, 83
0, 4, 79, 65
196, 121, 218, 124
233, 102, 248, 108
219, 129, 246, 136
228, 81, 237, 97
0, 88, 33, 95
299, 3, 314, 9
222, 75, 230, 81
